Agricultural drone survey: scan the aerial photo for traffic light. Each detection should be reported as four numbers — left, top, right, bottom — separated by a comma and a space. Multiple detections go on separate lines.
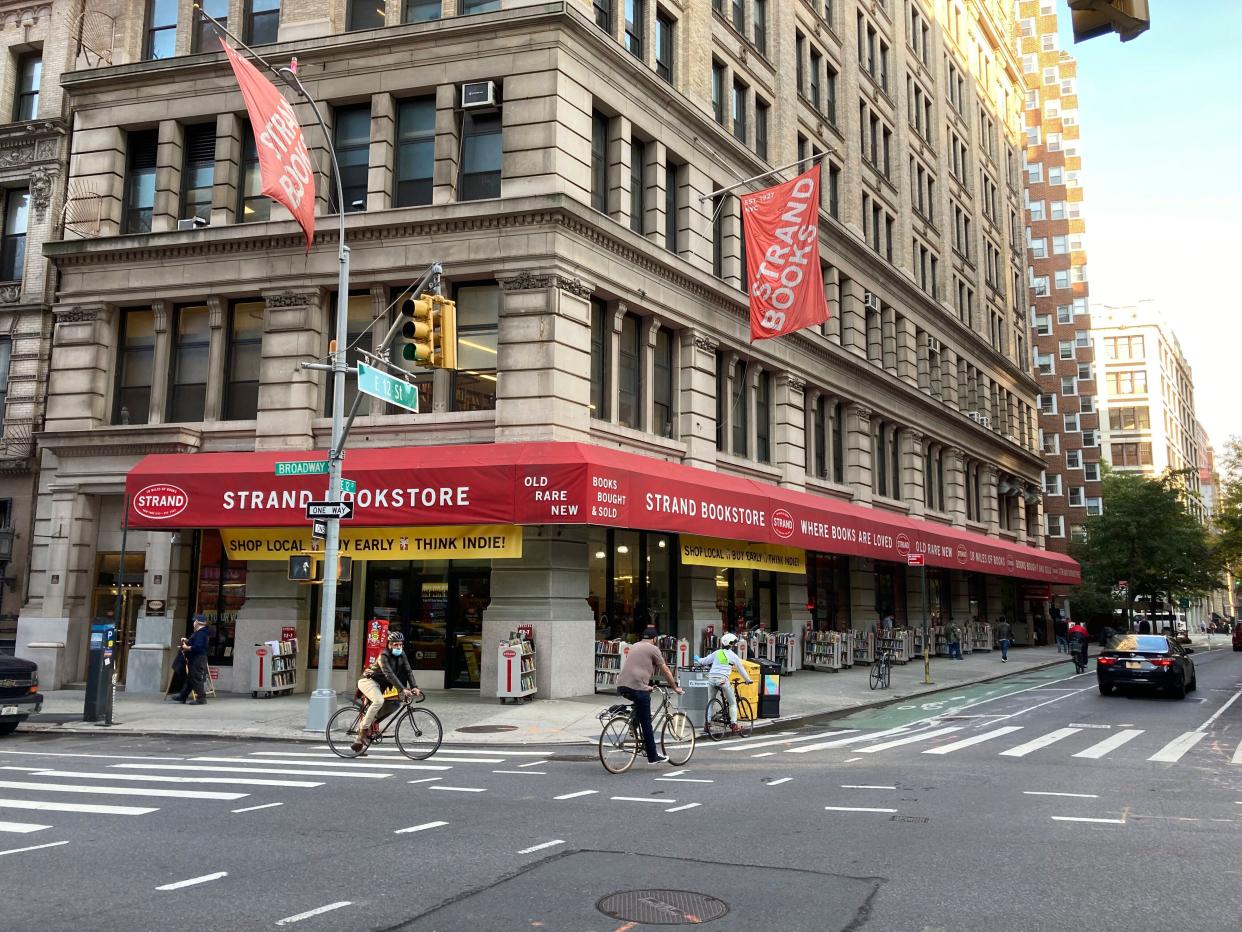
399, 293, 458, 370
431, 295, 458, 371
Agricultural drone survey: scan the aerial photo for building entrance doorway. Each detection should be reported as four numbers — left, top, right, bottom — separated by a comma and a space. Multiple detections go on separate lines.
91, 552, 145, 684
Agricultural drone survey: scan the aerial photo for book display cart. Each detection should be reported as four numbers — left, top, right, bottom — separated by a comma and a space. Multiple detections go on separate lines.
251, 637, 297, 697
497, 636, 536, 702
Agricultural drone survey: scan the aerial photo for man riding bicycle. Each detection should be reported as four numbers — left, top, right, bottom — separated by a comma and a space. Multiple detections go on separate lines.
693, 633, 753, 736
352, 631, 422, 754
1067, 619, 1089, 670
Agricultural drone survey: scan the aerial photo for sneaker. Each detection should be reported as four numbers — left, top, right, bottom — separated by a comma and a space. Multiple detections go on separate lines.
730, 724, 743, 735
648, 753, 670, 765
350, 740, 366, 753
1002, 658, 1008, 663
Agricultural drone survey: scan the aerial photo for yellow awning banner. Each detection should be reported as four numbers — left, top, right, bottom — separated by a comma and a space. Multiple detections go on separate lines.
679, 535, 806, 574
219, 525, 523, 561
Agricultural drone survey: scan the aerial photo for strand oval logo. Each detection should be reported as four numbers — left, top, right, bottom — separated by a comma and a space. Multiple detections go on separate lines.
771, 509, 795, 540
896, 533, 911, 557
134, 484, 189, 521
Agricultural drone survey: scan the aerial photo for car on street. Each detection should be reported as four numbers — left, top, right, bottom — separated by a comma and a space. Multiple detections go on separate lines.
1097, 634, 1196, 699
1233, 621, 1242, 652
0, 654, 41, 734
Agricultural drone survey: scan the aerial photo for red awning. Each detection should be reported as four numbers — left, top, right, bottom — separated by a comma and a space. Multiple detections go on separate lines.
125, 441, 1080, 585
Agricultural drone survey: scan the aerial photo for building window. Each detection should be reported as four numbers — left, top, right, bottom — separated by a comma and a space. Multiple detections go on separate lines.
730, 0, 743, 31
755, 371, 771, 462
124, 130, 158, 234
828, 164, 840, 218
1064, 413, 1080, 433
395, 97, 436, 207
590, 111, 609, 213
461, 0, 499, 10
590, 298, 611, 421
711, 60, 725, 124
624, 0, 643, 58
13, 53, 40, 121
655, 9, 674, 81
593, 0, 612, 31
1110, 442, 1153, 468
754, 98, 769, 160
664, 160, 680, 251
731, 80, 747, 142
324, 293, 374, 417
1086, 497, 1102, 516
1066, 450, 1082, 469
333, 105, 370, 213
653, 327, 673, 438
1068, 487, 1085, 507
753, 0, 767, 53
347, 0, 385, 29
181, 123, 216, 223
167, 305, 210, 422
245, 0, 281, 45
1044, 473, 1061, 496
460, 109, 502, 201
715, 351, 726, 450
193, 0, 229, 52
618, 312, 642, 429
1045, 514, 1064, 538
113, 308, 156, 425
224, 301, 263, 420
731, 359, 748, 456
0, 188, 29, 282
145, 0, 178, 60
404, 0, 442, 22
630, 137, 646, 233
452, 283, 499, 412
238, 123, 270, 222
1084, 462, 1100, 482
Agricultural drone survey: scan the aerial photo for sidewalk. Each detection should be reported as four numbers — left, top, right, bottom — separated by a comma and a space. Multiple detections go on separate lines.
21, 641, 1090, 746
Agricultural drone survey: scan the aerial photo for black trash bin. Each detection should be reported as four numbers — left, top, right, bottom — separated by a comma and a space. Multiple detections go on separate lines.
755, 659, 782, 719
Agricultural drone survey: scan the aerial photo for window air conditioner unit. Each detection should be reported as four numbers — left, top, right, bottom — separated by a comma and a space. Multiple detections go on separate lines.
966, 411, 981, 422
927, 336, 942, 354
863, 291, 880, 312
177, 217, 209, 231
461, 81, 498, 109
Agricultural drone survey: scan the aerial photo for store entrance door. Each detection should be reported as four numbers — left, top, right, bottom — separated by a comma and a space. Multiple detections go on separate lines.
446, 569, 489, 689
92, 553, 145, 684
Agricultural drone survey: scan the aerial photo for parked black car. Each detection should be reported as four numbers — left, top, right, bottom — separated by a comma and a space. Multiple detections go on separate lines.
0, 654, 41, 735
1096, 634, 1196, 699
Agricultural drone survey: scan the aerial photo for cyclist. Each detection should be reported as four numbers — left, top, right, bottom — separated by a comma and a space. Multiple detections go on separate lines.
616, 626, 684, 765
693, 633, 753, 736
352, 631, 422, 754
1067, 619, 1090, 671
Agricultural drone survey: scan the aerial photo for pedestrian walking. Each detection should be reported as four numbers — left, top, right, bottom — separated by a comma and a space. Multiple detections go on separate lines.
945, 618, 963, 660
1054, 616, 1069, 653
995, 617, 1014, 663
176, 615, 211, 705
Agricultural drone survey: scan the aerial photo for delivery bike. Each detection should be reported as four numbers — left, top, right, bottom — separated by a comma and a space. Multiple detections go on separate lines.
326, 690, 442, 760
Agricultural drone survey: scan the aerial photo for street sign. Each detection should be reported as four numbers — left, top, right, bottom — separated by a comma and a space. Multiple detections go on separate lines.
305, 500, 354, 520
275, 460, 329, 477
340, 478, 357, 494
906, 554, 925, 567
311, 520, 328, 538
357, 362, 419, 412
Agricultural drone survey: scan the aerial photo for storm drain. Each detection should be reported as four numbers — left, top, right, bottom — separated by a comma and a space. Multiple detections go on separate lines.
453, 724, 519, 733
890, 815, 929, 823
596, 889, 729, 925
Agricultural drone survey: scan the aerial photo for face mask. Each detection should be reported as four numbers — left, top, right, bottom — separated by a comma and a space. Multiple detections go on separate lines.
391, 648, 403, 656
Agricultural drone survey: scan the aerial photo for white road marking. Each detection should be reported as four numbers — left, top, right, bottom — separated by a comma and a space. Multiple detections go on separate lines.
1233, 742, 1242, 765
429, 786, 486, 793
1024, 791, 1098, 799
857, 726, 965, 753
311, 746, 549, 757
765, 778, 792, 786
1000, 728, 1082, 758
270, 750, 501, 764
1199, 685, 1242, 731
611, 796, 674, 804
0, 820, 50, 833
721, 730, 856, 751
655, 777, 714, 783
190, 756, 449, 771
1051, 816, 1125, 824
1072, 729, 1144, 759
824, 806, 898, 813
750, 752, 776, 758
114, 765, 389, 779
0, 780, 246, 801
0, 840, 70, 857
662, 770, 688, 777
407, 778, 442, 785
156, 871, 227, 891
923, 726, 1025, 755
665, 803, 701, 813
394, 821, 448, 834
32, 770, 323, 789
787, 726, 913, 754
554, 790, 597, 800
518, 761, 548, 768
517, 840, 565, 854
841, 785, 896, 790
492, 770, 545, 775
845, 757, 862, 763
1067, 723, 1112, 729
275, 902, 353, 926
231, 802, 284, 813
0, 751, 185, 762
709, 730, 795, 747
0, 799, 157, 816
1148, 731, 1207, 763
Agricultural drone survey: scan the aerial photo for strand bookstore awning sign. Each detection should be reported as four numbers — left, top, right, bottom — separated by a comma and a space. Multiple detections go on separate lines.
220, 525, 523, 561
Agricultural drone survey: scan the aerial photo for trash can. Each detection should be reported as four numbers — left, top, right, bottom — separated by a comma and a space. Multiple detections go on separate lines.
677, 666, 712, 728
755, 658, 781, 719
729, 659, 761, 719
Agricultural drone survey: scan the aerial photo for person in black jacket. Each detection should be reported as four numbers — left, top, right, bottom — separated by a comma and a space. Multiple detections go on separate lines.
352, 631, 421, 753
175, 615, 211, 704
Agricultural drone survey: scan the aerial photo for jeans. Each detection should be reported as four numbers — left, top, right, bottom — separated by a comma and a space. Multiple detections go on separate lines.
1055, 635, 1068, 653
949, 642, 962, 660
617, 686, 660, 761
999, 638, 1012, 660
178, 654, 210, 702
708, 676, 739, 724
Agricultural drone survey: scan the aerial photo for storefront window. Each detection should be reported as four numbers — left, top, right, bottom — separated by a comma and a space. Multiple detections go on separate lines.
714, 568, 776, 633
194, 530, 246, 665
807, 553, 850, 631
926, 569, 952, 624
308, 582, 352, 670
588, 527, 676, 640
873, 561, 907, 624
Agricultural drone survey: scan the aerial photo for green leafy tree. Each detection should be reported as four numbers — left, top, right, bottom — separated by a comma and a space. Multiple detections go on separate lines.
1212, 437, 1242, 575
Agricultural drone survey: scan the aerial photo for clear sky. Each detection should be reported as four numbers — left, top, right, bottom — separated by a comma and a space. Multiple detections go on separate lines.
1059, 2, 1242, 451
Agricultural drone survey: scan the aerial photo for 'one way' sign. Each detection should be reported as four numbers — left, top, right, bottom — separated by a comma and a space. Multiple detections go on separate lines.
305, 500, 355, 520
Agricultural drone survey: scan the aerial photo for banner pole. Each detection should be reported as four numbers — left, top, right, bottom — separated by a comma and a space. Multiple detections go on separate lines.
700, 151, 838, 202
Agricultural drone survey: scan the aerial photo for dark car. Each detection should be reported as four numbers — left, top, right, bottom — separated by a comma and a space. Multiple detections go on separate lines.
1232, 622, 1242, 652
0, 654, 42, 735
1097, 634, 1195, 699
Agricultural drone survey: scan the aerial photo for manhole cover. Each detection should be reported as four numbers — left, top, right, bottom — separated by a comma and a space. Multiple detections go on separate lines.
890, 815, 929, 823
454, 725, 519, 733
597, 889, 728, 925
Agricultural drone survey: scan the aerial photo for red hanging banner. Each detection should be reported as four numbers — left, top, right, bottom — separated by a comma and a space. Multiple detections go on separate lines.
220, 40, 316, 250
740, 164, 830, 341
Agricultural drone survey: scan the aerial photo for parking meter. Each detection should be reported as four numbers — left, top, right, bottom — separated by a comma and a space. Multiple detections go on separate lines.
83, 622, 116, 723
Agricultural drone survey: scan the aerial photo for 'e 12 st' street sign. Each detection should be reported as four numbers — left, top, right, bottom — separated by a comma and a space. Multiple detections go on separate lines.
357, 362, 419, 413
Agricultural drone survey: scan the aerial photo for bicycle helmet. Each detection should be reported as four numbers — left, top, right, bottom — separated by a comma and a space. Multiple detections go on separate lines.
720, 633, 739, 648
387, 631, 405, 645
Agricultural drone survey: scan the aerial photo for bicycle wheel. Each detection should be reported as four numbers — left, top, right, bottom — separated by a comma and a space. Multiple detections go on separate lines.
660, 712, 696, 765
881, 658, 892, 689
869, 659, 883, 690
734, 697, 755, 737
326, 705, 365, 759
395, 707, 443, 760
599, 716, 639, 774
704, 695, 729, 741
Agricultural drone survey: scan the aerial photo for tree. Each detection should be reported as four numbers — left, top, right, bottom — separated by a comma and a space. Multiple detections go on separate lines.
1212, 437, 1242, 575
1070, 469, 1224, 630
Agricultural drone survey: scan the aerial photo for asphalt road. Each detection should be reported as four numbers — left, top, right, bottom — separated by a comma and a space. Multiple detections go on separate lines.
3, 646, 1241, 932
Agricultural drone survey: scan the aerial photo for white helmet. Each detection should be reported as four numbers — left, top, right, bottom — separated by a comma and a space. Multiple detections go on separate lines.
720, 633, 738, 648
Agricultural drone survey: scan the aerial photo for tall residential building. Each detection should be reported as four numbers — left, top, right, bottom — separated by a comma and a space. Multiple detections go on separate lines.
15, 0, 1076, 695
1016, 0, 1102, 567
1195, 422, 1235, 622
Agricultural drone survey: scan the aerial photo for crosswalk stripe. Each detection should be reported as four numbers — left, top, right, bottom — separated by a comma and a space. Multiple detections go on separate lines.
0, 799, 158, 816
1234, 741, 1242, 765
189, 756, 450, 772
923, 726, 1024, 755
856, 726, 964, 754
1072, 729, 1144, 760
1148, 731, 1206, 763
0, 840, 70, 857
0, 780, 246, 801
720, 730, 856, 752
310, 745, 549, 757
31, 770, 323, 789
0, 820, 50, 833
112, 764, 388, 780
786, 726, 913, 754
256, 752, 499, 764
999, 728, 1082, 758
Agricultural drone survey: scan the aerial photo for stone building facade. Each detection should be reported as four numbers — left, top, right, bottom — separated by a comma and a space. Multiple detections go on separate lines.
14, 0, 1074, 695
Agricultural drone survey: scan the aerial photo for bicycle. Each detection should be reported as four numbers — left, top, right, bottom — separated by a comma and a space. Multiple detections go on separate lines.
326, 690, 443, 760
598, 685, 696, 774
702, 677, 754, 741
869, 645, 894, 690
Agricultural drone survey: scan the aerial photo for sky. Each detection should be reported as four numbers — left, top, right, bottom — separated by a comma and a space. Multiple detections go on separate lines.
1057, 2, 1242, 451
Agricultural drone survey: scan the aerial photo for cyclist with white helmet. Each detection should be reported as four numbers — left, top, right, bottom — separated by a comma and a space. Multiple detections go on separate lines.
693, 633, 753, 736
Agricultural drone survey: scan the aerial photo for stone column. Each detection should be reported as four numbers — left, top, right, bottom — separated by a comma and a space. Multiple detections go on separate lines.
849, 560, 876, 633
804, 386, 821, 478
211, 112, 242, 227
775, 374, 806, 489
747, 363, 761, 462
722, 350, 739, 455
368, 91, 396, 212
494, 272, 594, 443
642, 316, 660, 433
896, 316, 917, 386
684, 162, 713, 273
679, 563, 722, 655
127, 532, 175, 694
231, 562, 309, 695
845, 403, 874, 503
881, 305, 898, 372
680, 331, 718, 470
824, 265, 842, 344
607, 303, 625, 427
609, 115, 632, 224
44, 305, 113, 431
146, 301, 170, 425
203, 297, 226, 422
777, 572, 810, 662
433, 84, 459, 205
904, 430, 926, 518
983, 465, 1001, 535
254, 289, 324, 451
943, 349, 960, 409
649, 139, 667, 244
945, 447, 966, 526
152, 119, 182, 234
481, 526, 594, 700
915, 329, 931, 393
